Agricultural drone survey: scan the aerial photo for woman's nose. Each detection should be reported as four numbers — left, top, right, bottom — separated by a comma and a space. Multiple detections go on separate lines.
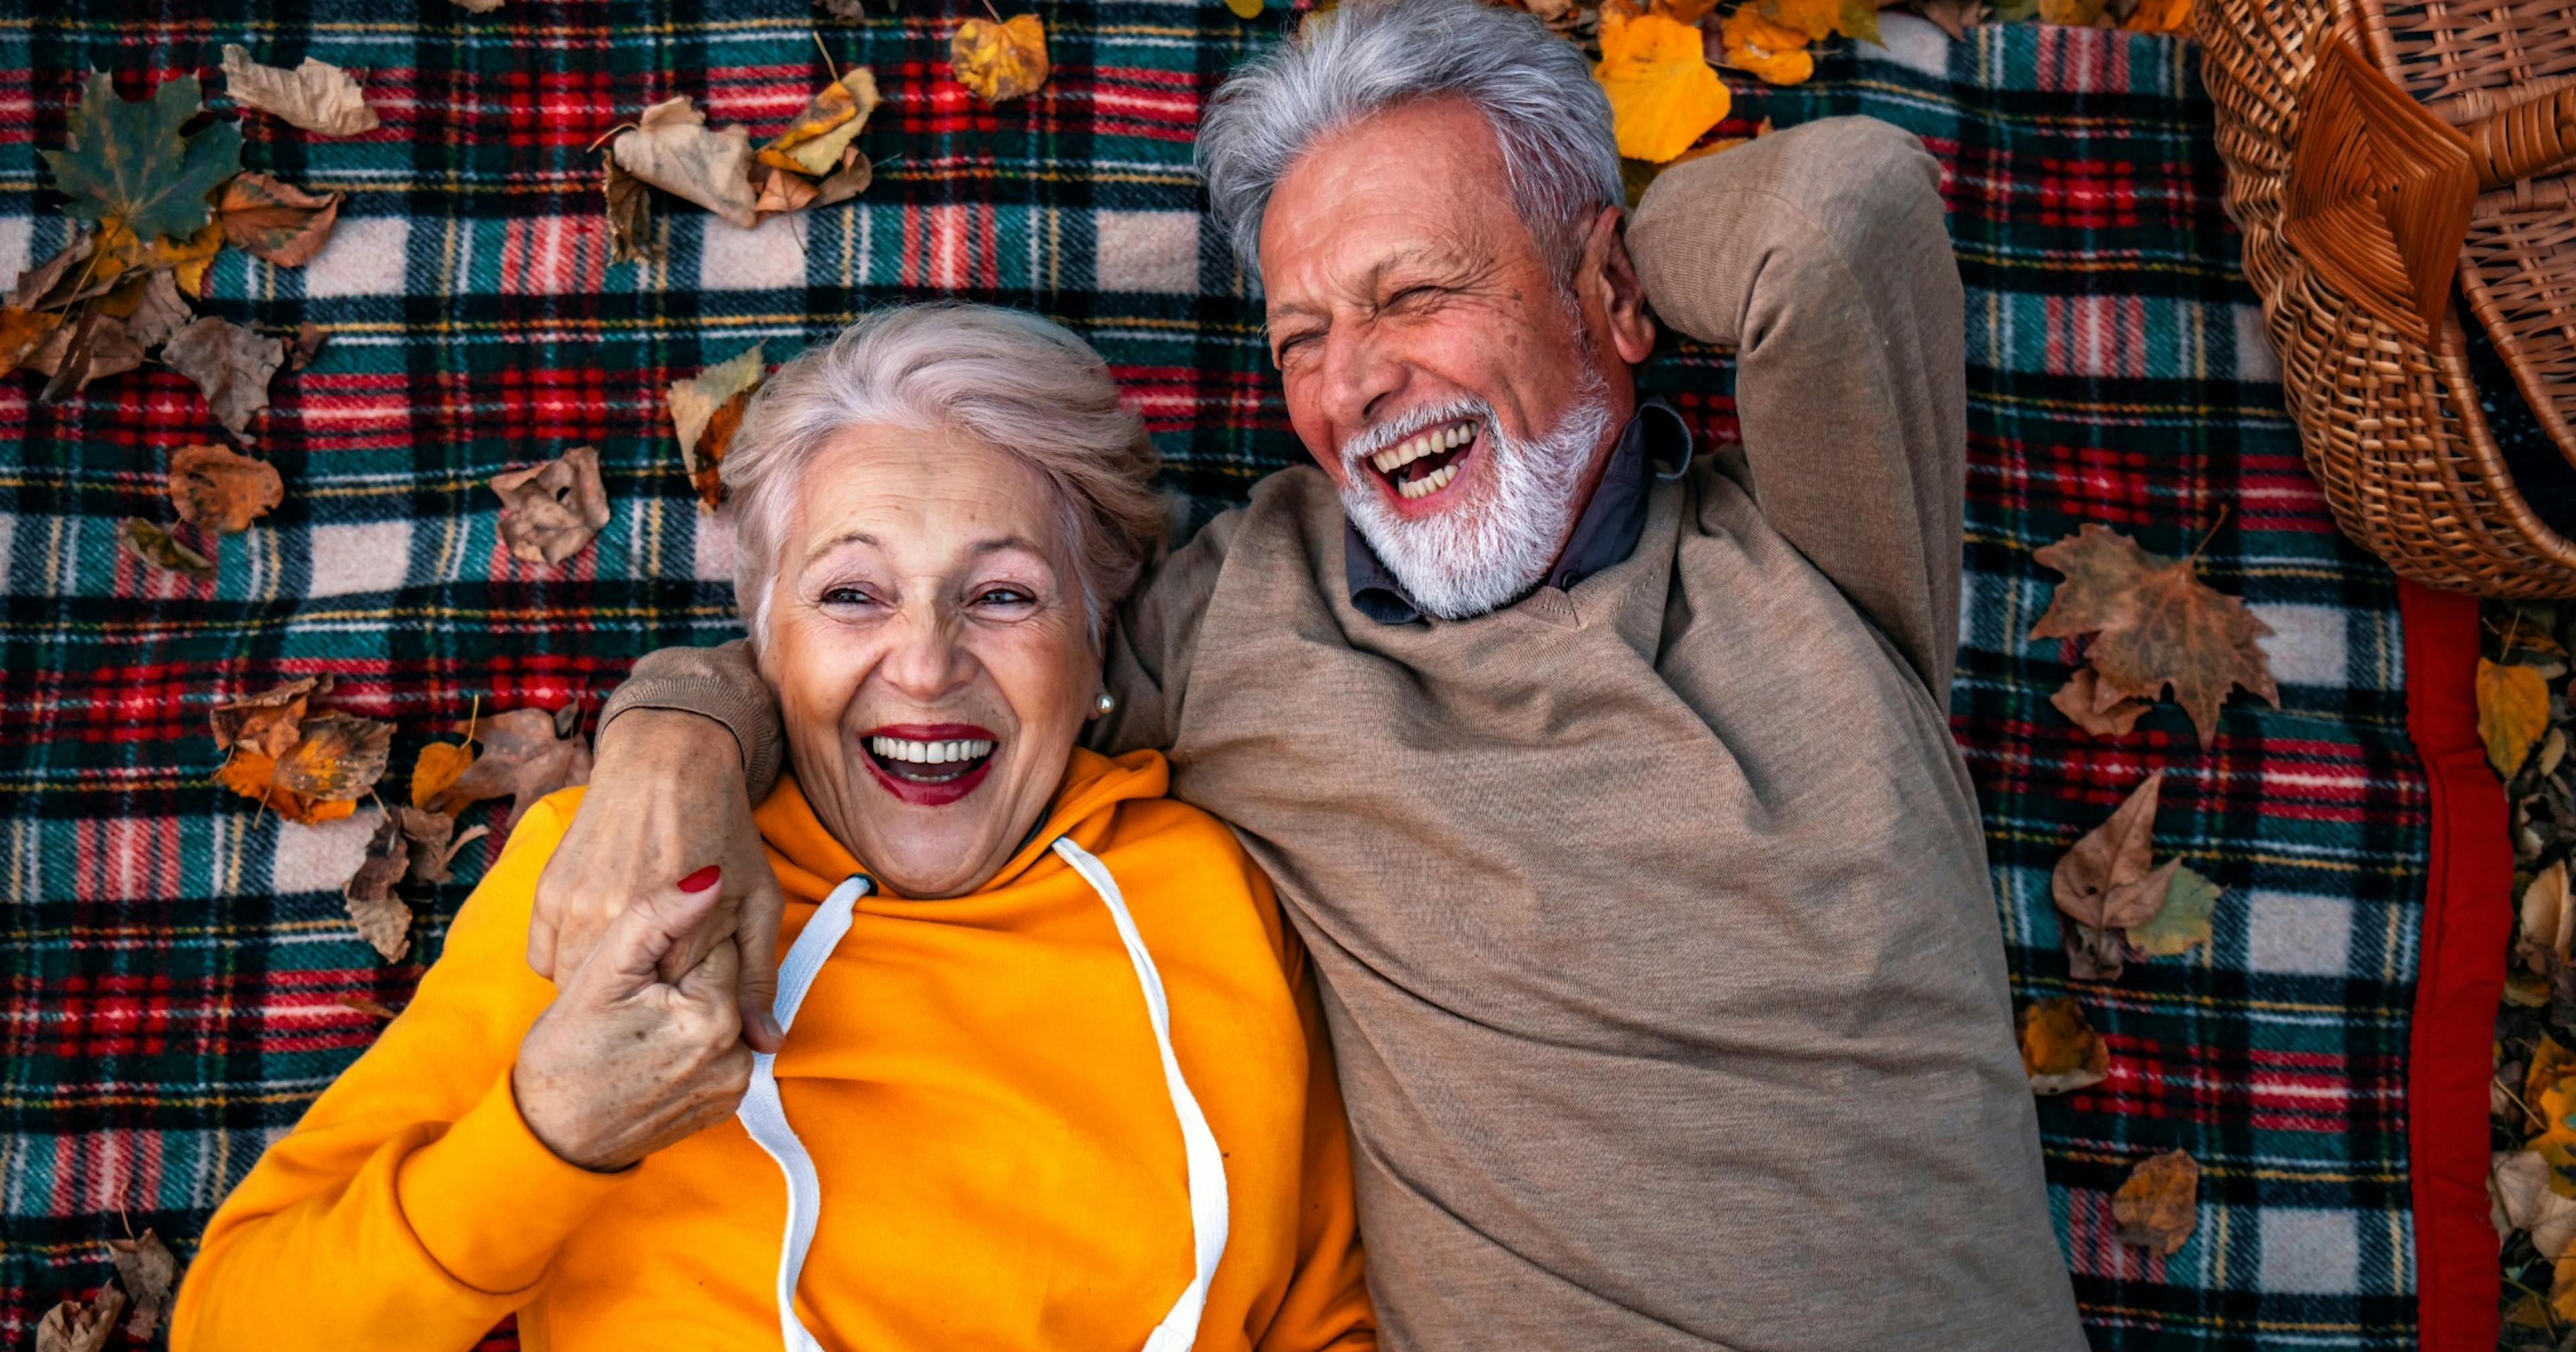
875, 605, 975, 701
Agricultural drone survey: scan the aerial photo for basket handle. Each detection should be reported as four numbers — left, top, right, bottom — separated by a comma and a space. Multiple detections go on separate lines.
2471, 86, 2576, 190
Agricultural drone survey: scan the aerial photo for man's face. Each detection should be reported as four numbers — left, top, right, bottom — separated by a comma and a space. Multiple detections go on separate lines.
1258, 95, 1654, 617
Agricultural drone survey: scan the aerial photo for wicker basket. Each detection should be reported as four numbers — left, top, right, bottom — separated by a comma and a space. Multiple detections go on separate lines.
2198, 0, 2576, 596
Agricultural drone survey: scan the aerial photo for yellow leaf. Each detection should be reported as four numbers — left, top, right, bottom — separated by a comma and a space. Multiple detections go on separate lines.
1759, 0, 1877, 42
1718, 8, 1815, 86
411, 741, 477, 810
2123, 0, 2192, 32
1225, 0, 1265, 18
952, 14, 1051, 105
2039, 0, 2110, 22
2016, 995, 2109, 1095
758, 68, 881, 178
2557, 1249, 2576, 1326
0, 306, 64, 377
2479, 657, 2551, 778
1593, 10, 1730, 164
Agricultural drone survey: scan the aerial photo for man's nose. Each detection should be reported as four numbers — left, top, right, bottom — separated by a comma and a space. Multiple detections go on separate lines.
1316, 329, 1408, 436
876, 604, 974, 703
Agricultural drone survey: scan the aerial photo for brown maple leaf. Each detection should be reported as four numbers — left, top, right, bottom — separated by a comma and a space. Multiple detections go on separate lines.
167, 443, 282, 535
2030, 523, 2279, 745
2049, 668, 2151, 738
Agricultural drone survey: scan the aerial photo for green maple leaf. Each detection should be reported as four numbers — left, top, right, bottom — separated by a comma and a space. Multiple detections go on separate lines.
41, 72, 242, 245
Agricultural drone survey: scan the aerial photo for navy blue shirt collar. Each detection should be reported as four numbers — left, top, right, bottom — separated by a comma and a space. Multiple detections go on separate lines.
1344, 397, 1695, 626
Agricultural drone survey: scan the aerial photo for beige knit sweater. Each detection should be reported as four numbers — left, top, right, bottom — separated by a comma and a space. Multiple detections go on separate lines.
602, 118, 2082, 1350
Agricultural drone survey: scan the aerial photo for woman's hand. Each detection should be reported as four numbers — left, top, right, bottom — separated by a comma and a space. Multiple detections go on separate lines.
530, 709, 784, 1051
513, 867, 757, 1172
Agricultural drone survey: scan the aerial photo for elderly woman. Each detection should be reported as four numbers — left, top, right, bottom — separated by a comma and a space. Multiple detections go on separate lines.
174, 305, 1375, 1352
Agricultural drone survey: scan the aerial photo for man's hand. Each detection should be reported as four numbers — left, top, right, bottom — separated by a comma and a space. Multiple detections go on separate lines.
513, 868, 754, 1172
531, 709, 784, 1050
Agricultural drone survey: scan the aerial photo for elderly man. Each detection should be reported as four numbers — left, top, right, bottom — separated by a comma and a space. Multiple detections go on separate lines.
534, 0, 2084, 1345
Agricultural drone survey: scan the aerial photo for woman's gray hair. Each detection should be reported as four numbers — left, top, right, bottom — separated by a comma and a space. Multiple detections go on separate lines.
1195, 0, 1621, 284
720, 304, 1163, 647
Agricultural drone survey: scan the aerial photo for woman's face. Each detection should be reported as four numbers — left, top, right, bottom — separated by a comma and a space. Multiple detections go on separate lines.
757, 423, 1101, 899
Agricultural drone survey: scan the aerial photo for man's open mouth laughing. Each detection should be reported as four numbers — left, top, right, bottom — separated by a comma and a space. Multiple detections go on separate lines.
1367, 418, 1481, 506
861, 723, 999, 806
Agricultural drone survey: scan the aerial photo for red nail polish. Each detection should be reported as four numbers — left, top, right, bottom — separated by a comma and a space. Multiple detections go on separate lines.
678, 865, 722, 893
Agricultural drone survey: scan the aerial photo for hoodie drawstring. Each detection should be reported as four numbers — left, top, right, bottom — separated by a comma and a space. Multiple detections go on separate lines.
736, 842, 1228, 1352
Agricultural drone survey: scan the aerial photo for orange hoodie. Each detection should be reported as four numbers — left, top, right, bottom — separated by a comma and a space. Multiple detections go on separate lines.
174, 748, 1373, 1351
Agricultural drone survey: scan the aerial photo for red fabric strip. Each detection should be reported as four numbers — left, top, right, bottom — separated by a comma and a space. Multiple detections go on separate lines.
2403, 579, 2511, 1352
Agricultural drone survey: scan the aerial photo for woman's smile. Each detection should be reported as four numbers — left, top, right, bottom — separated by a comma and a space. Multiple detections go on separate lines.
860, 721, 1001, 806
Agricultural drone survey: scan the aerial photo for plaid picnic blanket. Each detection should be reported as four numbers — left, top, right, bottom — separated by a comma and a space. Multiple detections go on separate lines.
0, 3, 2445, 1348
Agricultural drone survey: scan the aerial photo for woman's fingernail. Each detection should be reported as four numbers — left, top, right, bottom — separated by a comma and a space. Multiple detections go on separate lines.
678, 865, 722, 893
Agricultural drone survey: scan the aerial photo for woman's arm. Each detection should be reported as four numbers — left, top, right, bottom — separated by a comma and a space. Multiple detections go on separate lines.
174, 798, 627, 1351
174, 797, 753, 1351
1256, 922, 1377, 1352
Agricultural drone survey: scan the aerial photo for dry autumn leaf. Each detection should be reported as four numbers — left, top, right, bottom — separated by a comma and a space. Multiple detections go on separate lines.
2051, 771, 2167, 978
611, 97, 759, 229
272, 712, 394, 802
2494, 1149, 2576, 1259
121, 271, 193, 351
2528, 1036, 2576, 1137
0, 306, 64, 376
2481, 657, 2551, 779
396, 805, 488, 885
953, 14, 1052, 104
168, 443, 283, 535
492, 445, 612, 567
2523, 861, 2575, 974
428, 706, 593, 825
1761, 0, 1880, 43
2122, 0, 2191, 32
810, 145, 874, 209
411, 740, 476, 809
210, 674, 328, 758
33, 1287, 124, 1352
667, 344, 765, 511
215, 748, 356, 824
336, 992, 400, 1019
761, 67, 881, 177
345, 815, 415, 960
162, 316, 288, 437
2038, 0, 2110, 23
42, 72, 243, 246
2050, 667, 2152, 737
2017, 995, 2109, 1095
1915, 0, 1990, 38
217, 172, 343, 268
2030, 523, 2279, 746
2127, 864, 2218, 958
603, 155, 657, 266
1717, 8, 1815, 86
1226, 0, 1265, 17
220, 45, 380, 137
117, 517, 213, 579
1595, 9, 1730, 164
107, 1228, 178, 1341
2112, 1149, 2198, 1253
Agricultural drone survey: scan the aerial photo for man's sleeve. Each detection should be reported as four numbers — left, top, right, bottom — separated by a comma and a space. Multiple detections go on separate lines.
1625, 115, 1968, 703
1090, 504, 1242, 756
596, 640, 784, 801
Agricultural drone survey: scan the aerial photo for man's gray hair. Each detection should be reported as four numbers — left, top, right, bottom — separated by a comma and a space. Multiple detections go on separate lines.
1195, 0, 1622, 282
720, 303, 1164, 647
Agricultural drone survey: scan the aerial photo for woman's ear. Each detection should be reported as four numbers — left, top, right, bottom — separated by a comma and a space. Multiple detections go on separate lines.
1575, 205, 1658, 367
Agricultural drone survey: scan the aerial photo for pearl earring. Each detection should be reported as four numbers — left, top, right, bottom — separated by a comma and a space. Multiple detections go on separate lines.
1093, 691, 1116, 717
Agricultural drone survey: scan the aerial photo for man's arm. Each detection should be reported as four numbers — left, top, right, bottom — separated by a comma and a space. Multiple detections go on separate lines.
1625, 115, 1967, 703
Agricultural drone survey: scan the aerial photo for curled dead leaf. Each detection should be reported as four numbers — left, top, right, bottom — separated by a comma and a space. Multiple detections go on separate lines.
217, 172, 343, 268
429, 706, 592, 826
0, 306, 64, 376
2031, 524, 2279, 746
2523, 862, 2575, 974
395, 805, 488, 885
759, 67, 880, 177
603, 155, 658, 265
215, 748, 356, 824
667, 345, 765, 511
221, 44, 380, 137
162, 315, 287, 438
210, 674, 328, 758
2017, 995, 2109, 1095
610, 97, 758, 229
2494, 1150, 2576, 1259
2050, 667, 2153, 737
117, 517, 213, 579
2053, 771, 2166, 930
107, 1228, 178, 1342
2111, 1149, 2199, 1253
168, 443, 282, 535
491, 445, 612, 567
272, 712, 393, 802
1595, 9, 1730, 164
34, 1286, 125, 1352
952, 14, 1052, 104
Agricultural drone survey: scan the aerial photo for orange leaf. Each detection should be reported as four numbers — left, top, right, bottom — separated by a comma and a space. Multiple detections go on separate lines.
667, 345, 765, 512
1594, 10, 1730, 164
2017, 995, 2108, 1095
272, 713, 392, 802
411, 741, 476, 809
0, 306, 64, 377
951, 15, 1051, 105
167, 443, 282, 535
2112, 1150, 2198, 1253
2479, 657, 2551, 779
215, 749, 356, 824
1717, 8, 1815, 86
209, 673, 327, 758
2123, 0, 2192, 32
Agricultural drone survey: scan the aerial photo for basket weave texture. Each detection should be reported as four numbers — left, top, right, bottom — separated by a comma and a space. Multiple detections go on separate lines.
2199, 0, 2576, 596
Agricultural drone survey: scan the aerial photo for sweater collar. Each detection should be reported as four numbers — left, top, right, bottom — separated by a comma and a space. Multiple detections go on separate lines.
1343, 396, 1694, 625
752, 746, 1170, 903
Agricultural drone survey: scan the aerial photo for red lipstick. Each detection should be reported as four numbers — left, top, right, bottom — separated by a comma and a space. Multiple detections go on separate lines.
859, 723, 1000, 807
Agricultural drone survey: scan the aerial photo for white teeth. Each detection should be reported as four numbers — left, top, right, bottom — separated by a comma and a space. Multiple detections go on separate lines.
1368, 420, 1479, 475
1395, 461, 1460, 500
869, 736, 995, 765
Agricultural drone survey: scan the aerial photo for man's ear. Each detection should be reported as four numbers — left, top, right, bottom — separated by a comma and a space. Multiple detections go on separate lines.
1576, 205, 1657, 367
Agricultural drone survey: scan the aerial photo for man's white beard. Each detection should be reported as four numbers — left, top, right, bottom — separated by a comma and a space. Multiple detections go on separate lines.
1337, 371, 1615, 621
